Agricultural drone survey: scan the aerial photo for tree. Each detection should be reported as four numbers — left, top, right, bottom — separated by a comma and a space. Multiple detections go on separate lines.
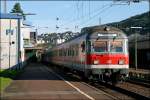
10, 3, 26, 20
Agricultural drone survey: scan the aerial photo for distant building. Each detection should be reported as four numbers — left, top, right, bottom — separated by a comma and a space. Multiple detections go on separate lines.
0, 13, 22, 69
56, 37, 65, 44
37, 35, 45, 44
21, 21, 35, 48
30, 31, 37, 45
20, 21, 34, 64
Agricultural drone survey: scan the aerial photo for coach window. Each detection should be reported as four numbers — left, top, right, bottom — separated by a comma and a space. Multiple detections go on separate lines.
72, 49, 73, 56
64, 50, 66, 56
68, 49, 70, 56
63, 50, 64, 56
76, 48, 78, 56
76, 45, 79, 56
61, 50, 63, 56
87, 41, 91, 53
69, 49, 70, 56
59, 50, 60, 56
57, 51, 58, 56
81, 41, 85, 52
67, 49, 69, 56
72, 49, 74, 56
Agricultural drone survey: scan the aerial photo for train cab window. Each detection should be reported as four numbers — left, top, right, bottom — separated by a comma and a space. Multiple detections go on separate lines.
110, 41, 123, 52
93, 41, 107, 52
81, 41, 85, 52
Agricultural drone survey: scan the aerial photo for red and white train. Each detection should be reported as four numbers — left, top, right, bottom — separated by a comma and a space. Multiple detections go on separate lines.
43, 25, 129, 83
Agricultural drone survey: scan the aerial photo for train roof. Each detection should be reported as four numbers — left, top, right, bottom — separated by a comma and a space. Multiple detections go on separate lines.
81, 25, 124, 34
49, 25, 127, 50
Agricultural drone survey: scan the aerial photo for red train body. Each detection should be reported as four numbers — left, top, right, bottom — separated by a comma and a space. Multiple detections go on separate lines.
43, 26, 129, 82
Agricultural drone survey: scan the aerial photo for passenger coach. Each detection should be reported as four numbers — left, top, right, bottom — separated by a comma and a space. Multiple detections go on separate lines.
43, 25, 129, 83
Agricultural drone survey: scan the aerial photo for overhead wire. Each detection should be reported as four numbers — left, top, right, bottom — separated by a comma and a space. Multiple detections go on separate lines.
82, 5, 121, 25
89, 0, 91, 19
78, 1, 128, 28
79, 0, 133, 28
59, 3, 112, 29
79, 3, 114, 27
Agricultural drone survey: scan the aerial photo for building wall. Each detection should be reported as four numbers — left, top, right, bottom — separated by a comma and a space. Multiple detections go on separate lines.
0, 19, 19, 69
21, 27, 31, 39
20, 25, 32, 64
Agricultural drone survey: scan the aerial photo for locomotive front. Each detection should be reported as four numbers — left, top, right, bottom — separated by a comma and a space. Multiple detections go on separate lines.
84, 26, 129, 82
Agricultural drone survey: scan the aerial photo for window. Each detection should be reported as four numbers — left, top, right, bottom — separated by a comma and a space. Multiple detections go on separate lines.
110, 41, 123, 52
11, 30, 14, 35
81, 41, 85, 52
24, 39, 29, 45
93, 41, 107, 52
87, 41, 91, 53
6, 29, 10, 35
72, 49, 74, 56
6, 29, 14, 35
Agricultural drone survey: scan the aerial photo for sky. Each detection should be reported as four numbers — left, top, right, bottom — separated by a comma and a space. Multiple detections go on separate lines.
0, 0, 149, 34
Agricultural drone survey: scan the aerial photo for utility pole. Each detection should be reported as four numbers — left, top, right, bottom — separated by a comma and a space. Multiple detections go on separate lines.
130, 26, 142, 70
99, 17, 101, 25
8, 19, 12, 70
4, 0, 7, 13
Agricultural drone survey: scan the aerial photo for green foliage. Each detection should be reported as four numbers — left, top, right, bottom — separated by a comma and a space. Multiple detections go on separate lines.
10, 3, 26, 20
0, 77, 12, 91
0, 69, 22, 91
10, 3, 23, 13
107, 11, 150, 36
0, 69, 22, 79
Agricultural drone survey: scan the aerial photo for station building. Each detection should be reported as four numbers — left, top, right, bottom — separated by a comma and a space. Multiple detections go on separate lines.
0, 13, 37, 70
0, 13, 22, 69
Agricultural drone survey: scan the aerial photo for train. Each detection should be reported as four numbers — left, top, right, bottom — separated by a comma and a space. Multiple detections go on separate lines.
42, 25, 129, 83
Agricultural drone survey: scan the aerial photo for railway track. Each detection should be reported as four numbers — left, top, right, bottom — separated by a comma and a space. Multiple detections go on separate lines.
127, 78, 150, 88
115, 81, 150, 99
81, 82, 134, 100
45, 64, 135, 100
42, 65, 119, 100
46, 64, 150, 100
97, 81, 150, 99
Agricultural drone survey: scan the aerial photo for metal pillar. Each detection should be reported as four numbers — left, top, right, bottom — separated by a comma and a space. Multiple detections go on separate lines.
135, 33, 137, 70
99, 17, 101, 25
4, 0, 7, 13
131, 26, 142, 70
8, 19, 12, 70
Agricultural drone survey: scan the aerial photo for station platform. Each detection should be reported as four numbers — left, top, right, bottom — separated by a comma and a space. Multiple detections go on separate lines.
129, 68, 149, 74
129, 68, 150, 81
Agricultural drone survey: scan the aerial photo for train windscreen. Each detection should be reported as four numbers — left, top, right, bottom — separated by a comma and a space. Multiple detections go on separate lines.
110, 41, 123, 52
93, 41, 108, 53
92, 40, 123, 53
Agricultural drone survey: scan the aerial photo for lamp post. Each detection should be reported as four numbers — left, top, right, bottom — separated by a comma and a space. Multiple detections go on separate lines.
130, 26, 142, 70
8, 19, 12, 70
4, 0, 7, 13
35, 27, 48, 43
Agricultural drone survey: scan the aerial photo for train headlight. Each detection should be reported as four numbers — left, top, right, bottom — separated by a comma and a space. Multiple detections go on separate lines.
94, 60, 99, 64
107, 60, 112, 64
119, 59, 124, 65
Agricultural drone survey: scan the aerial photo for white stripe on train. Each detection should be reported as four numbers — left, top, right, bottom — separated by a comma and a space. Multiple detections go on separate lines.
85, 65, 129, 69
